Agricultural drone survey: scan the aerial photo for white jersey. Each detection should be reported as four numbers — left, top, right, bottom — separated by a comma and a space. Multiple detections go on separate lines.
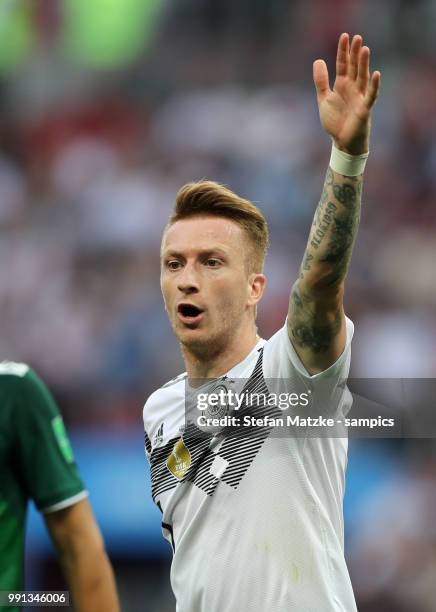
143, 318, 357, 612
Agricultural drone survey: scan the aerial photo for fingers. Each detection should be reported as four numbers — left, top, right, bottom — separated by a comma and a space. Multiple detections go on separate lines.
357, 46, 370, 92
348, 35, 362, 80
337, 33, 380, 102
364, 71, 381, 108
313, 59, 330, 103
330, 33, 381, 108
336, 33, 349, 77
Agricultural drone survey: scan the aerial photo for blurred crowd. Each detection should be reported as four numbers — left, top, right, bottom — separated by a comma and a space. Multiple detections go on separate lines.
1, 1, 436, 610
348, 443, 436, 612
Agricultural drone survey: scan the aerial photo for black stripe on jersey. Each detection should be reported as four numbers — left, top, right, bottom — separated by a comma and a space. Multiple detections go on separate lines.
149, 437, 187, 500
147, 348, 282, 503
144, 431, 152, 457
190, 351, 283, 494
149, 427, 215, 501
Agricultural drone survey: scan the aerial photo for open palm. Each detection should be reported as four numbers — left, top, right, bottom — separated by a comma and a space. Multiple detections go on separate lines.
313, 33, 381, 155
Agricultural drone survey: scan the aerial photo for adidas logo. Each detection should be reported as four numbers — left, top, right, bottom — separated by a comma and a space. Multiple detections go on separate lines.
153, 423, 164, 446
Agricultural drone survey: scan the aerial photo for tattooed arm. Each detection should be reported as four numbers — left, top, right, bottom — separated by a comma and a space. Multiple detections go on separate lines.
288, 33, 380, 374
288, 168, 361, 373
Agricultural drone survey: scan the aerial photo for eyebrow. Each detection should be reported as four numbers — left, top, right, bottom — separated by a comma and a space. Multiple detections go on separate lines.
161, 247, 229, 260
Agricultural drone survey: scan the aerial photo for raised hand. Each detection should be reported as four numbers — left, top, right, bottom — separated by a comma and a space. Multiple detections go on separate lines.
313, 33, 381, 155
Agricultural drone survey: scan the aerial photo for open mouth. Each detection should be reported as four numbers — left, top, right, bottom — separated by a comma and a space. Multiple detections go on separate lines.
177, 303, 204, 325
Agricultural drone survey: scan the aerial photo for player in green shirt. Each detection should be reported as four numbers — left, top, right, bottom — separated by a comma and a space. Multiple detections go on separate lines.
0, 361, 120, 612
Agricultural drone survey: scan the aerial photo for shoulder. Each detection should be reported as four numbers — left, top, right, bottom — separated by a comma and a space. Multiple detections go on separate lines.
144, 373, 187, 412
0, 361, 59, 421
0, 361, 50, 394
160, 372, 187, 390
0, 360, 30, 379
262, 317, 354, 381
143, 372, 187, 433
0, 361, 33, 398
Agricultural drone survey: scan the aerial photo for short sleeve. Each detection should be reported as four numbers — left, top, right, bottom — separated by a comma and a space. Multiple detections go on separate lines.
144, 428, 152, 463
262, 317, 354, 417
13, 369, 87, 513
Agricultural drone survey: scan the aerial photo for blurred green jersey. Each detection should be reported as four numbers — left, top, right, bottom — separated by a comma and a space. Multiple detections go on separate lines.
0, 363, 86, 611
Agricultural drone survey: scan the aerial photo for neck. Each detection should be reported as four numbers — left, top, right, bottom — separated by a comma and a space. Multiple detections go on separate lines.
182, 325, 260, 380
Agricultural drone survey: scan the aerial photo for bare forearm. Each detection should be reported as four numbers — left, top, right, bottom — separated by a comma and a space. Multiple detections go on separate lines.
60, 547, 120, 612
300, 166, 362, 293
287, 165, 362, 370
45, 500, 119, 612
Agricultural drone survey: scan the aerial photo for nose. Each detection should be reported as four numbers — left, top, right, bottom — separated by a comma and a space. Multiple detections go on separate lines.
177, 263, 200, 295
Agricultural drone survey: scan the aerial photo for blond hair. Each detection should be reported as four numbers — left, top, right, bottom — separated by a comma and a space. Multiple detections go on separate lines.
166, 180, 269, 273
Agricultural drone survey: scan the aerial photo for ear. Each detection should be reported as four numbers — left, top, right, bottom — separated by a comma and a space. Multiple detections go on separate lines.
247, 273, 266, 306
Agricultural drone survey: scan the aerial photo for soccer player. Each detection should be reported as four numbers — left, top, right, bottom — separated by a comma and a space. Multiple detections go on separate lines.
0, 361, 120, 612
143, 33, 380, 610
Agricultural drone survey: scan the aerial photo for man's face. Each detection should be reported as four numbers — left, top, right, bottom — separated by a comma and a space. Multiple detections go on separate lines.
161, 216, 264, 357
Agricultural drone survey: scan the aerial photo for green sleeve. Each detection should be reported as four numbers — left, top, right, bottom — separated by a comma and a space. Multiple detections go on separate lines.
13, 368, 87, 512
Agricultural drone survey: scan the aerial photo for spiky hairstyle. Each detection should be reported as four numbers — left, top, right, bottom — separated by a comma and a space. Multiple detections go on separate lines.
166, 180, 269, 273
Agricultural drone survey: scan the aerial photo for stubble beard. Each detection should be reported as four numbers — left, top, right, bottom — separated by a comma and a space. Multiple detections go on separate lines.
175, 309, 243, 363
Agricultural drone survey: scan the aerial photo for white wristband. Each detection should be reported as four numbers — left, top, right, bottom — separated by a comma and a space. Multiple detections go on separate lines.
329, 144, 369, 176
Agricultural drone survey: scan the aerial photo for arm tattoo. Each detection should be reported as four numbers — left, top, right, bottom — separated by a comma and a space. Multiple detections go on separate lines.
289, 166, 363, 352
288, 283, 342, 352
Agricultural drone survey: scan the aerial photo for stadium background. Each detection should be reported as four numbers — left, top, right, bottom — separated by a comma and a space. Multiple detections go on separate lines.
0, 1, 435, 610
